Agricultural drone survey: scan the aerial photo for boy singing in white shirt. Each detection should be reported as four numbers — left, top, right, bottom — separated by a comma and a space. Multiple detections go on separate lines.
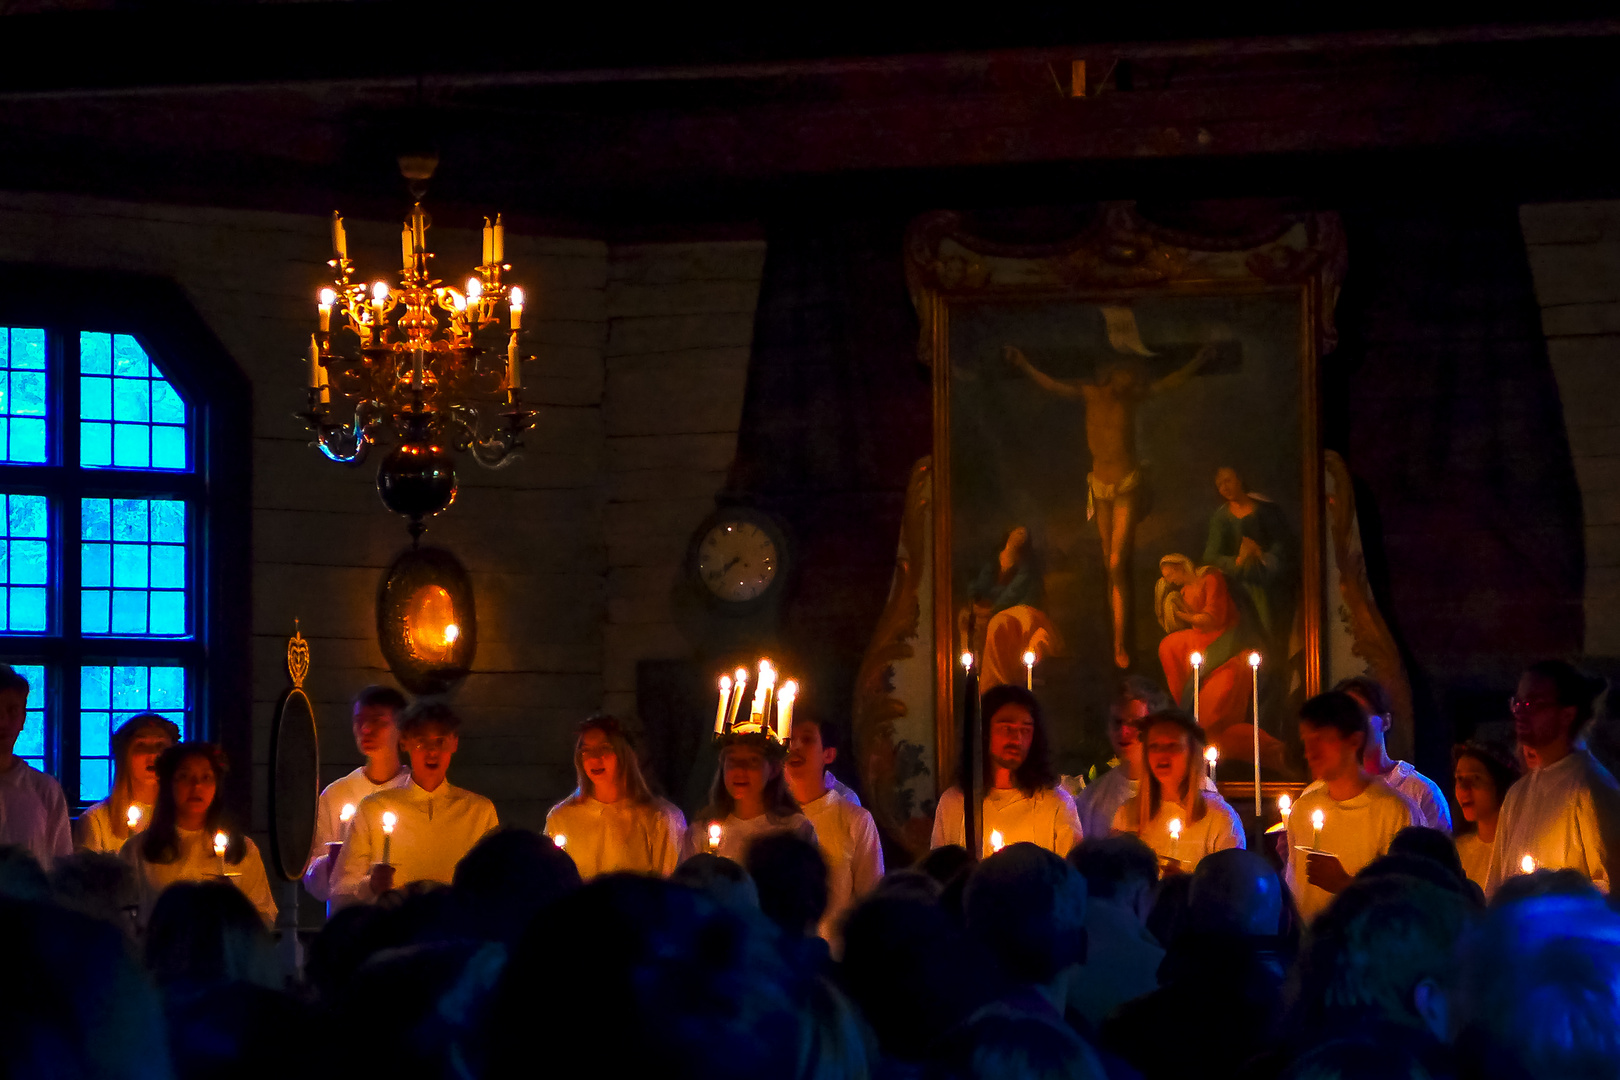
0, 665, 71, 866
783, 717, 883, 946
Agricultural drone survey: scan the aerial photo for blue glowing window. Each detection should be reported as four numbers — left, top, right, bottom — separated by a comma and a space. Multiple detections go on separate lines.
1, 328, 49, 465
14, 662, 47, 773
81, 497, 187, 637
78, 663, 188, 803
80, 332, 188, 471
0, 494, 49, 633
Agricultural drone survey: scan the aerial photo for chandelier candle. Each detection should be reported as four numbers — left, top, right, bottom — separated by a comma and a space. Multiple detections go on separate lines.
1190, 652, 1202, 722
1248, 651, 1263, 815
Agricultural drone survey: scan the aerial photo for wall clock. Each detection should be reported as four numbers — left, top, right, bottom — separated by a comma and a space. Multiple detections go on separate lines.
690, 508, 789, 609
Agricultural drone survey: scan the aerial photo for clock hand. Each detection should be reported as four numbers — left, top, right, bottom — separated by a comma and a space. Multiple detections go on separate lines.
721, 556, 742, 574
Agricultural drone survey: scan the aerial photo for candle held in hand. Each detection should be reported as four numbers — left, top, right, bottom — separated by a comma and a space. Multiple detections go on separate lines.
1168, 817, 1182, 865
214, 831, 228, 876
1521, 854, 1536, 874
707, 822, 722, 852
1205, 744, 1219, 785
989, 830, 1004, 853
1248, 651, 1263, 816
340, 803, 356, 824
554, 834, 567, 850
1278, 794, 1292, 819
381, 810, 398, 866
1311, 808, 1325, 850
126, 805, 142, 829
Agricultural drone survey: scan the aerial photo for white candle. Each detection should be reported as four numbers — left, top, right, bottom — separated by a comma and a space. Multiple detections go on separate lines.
727, 668, 749, 729
1168, 817, 1182, 866
331, 212, 347, 261
1278, 794, 1292, 820
714, 675, 732, 735
492, 215, 505, 264
308, 334, 321, 390
213, 831, 228, 876
467, 276, 482, 304
554, 834, 567, 850
1205, 744, 1219, 786
1249, 651, 1263, 816
989, 829, 1005, 853
126, 805, 142, 829
401, 224, 413, 269
507, 332, 522, 390
509, 286, 524, 330
776, 680, 798, 743
482, 218, 493, 266
318, 288, 335, 333
1311, 808, 1325, 850
340, 803, 356, 825
1022, 650, 1036, 690
381, 810, 398, 865
751, 659, 776, 725
371, 281, 389, 326
707, 822, 722, 852
1190, 652, 1203, 722
1520, 854, 1537, 874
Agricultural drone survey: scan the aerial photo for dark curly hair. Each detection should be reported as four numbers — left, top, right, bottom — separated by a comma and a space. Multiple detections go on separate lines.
962, 684, 1058, 797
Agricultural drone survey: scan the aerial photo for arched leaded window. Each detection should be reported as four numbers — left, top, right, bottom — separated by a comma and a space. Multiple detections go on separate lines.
0, 271, 250, 812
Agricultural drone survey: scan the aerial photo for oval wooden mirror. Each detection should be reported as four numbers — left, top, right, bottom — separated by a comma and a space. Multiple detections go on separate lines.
268, 628, 320, 882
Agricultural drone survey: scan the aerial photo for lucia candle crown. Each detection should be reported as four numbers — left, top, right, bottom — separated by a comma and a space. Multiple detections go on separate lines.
712, 657, 800, 744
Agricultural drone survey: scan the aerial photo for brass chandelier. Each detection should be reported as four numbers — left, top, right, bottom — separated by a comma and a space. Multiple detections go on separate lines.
302, 154, 536, 538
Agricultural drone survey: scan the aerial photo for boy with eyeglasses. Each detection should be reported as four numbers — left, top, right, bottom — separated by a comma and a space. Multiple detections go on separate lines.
332, 701, 498, 906
1485, 660, 1620, 896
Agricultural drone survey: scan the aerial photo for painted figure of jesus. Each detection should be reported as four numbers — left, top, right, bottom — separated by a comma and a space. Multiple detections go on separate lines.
1005, 315, 1214, 669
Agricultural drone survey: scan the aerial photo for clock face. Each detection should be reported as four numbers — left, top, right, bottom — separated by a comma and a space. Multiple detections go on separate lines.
697, 520, 779, 603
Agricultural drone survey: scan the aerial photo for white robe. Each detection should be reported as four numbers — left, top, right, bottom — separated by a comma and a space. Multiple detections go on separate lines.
118, 828, 278, 927
931, 784, 1083, 858
544, 795, 686, 879
1111, 790, 1245, 871
331, 779, 499, 906
827, 775, 862, 807
1454, 830, 1492, 891
1286, 778, 1419, 922
302, 765, 413, 906
681, 810, 817, 863
0, 760, 72, 866
1303, 759, 1452, 831
799, 786, 884, 946
75, 799, 154, 855
1076, 767, 1137, 841
1484, 747, 1620, 896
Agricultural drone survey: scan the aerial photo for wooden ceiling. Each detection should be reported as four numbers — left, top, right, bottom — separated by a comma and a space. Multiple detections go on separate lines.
2, 5, 1619, 231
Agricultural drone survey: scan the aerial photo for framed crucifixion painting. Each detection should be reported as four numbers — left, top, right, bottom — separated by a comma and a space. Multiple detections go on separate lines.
907, 204, 1346, 797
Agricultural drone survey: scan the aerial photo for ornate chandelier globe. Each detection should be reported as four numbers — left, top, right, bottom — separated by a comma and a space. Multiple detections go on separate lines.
301, 154, 536, 538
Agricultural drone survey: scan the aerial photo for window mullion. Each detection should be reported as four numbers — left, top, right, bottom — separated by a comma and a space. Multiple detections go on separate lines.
60, 327, 83, 806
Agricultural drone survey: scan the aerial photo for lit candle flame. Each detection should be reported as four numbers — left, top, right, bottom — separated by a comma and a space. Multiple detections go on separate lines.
444, 623, 460, 644
1022, 651, 1036, 669
708, 822, 722, 850
1168, 818, 1182, 841
1311, 809, 1325, 831
382, 811, 398, 836
340, 803, 356, 824
509, 286, 524, 308
1248, 651, 1262, 668
960, 651, 974, 671
319, 287, 336, 307
1278, 794, 1292, 818
1205, 745, 1220, 765
467, 277, 482, 301
989, 829, 1005, 852
1190, 651, 1203, 669
1521, 854, 1537, 874
371, 281, 389, 304
213, 832, 228, 857
554, 834, 567, 850
127, 805, 142, 829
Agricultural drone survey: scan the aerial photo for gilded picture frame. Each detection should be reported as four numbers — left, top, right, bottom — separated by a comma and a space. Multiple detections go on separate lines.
905, 204, 1346, 791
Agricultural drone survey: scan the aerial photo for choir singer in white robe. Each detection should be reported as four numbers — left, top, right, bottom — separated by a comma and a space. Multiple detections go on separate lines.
75, 714, 178, 854
932, 685, 1083, 858
1286, 691, 1419, 922
1075, 678, 1165, 841
1486, 661, 1620, 896
0, 664, 72, 866
119, 742, 277, 927
1111, 709, 1243, 873
545, 714, 685, 878
684, 732, 816, 863
301, 686, 413, 911
783, 717, 882, 947
332, 702, 498, 906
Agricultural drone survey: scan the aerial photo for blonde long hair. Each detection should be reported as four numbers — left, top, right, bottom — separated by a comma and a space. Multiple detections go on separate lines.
1135, 710, 1209, 835
566, 715, 656, 805
108, 713, 181, 843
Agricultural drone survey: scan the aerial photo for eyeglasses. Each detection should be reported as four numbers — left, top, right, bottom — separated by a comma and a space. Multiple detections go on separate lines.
1509, 697, 1560, 715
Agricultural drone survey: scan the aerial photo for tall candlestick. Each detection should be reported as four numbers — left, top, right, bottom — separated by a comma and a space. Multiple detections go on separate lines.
401, 225, 414, 269
1023, 650, 1036, 691
1205, 744, 1219, 787
1190, 652, 1203, 722
962, 651, 982, 861
381, 810, 397, 866
1248, 651, 1263, 815
776, 680, 798, 743
214, 831, 228, 877
331, 212, 347, 261
1311, 808, 1324, 851
714, 675, 732, 735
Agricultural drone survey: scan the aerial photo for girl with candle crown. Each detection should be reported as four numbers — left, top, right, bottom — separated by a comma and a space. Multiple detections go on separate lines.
119, 742, 277, 928
1285, 691, 1419, 922
683, 731, 815, 863
75, 712, 180, 854
545, 714, 687, 878
1111, 709, 1244, 873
